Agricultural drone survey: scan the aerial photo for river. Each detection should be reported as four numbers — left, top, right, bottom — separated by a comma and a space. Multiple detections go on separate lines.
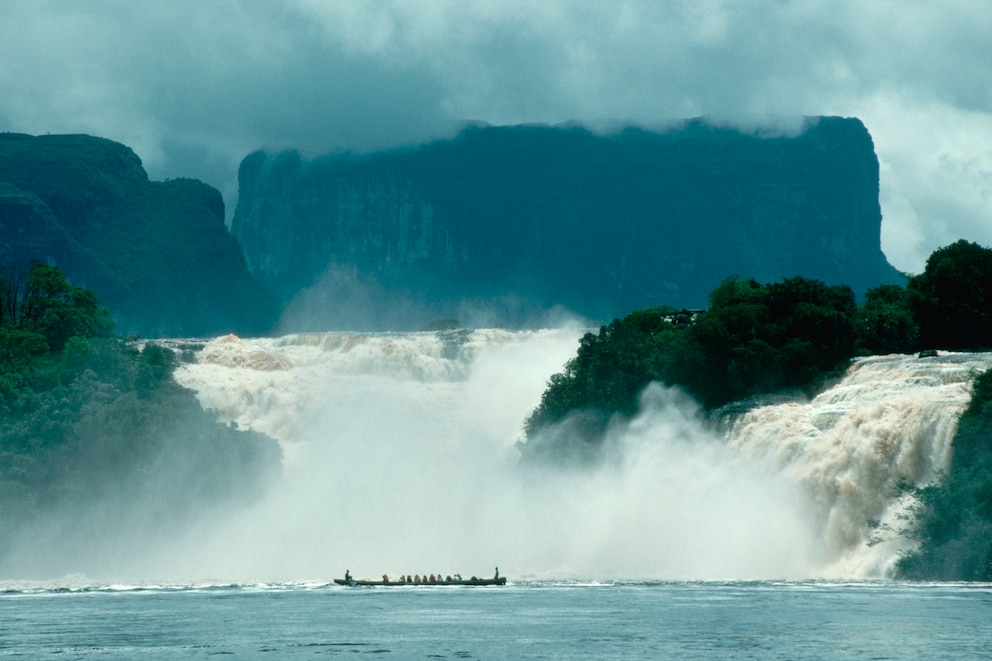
1, 580, 990, 659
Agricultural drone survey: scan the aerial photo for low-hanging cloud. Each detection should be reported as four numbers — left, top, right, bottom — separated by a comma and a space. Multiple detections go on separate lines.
1, 0, 989, 272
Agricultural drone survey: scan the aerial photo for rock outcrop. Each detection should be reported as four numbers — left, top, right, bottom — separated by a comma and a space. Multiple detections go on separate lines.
0, 133, 279, 337
233, 117, 902, 329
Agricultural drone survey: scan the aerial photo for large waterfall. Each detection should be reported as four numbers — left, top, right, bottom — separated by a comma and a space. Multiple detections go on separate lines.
160, 330, 991, 582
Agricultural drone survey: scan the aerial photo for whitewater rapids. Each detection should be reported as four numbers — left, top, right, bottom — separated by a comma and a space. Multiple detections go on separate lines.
162, 329, 991, 582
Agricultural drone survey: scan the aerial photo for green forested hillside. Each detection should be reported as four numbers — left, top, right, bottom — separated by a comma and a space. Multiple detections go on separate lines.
0, 264, 281, 561
523, 275, 864, 457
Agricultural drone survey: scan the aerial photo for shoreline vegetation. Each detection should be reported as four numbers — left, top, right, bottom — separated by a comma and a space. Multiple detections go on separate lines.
0, 262, 281, 566
521, 240, 992, 580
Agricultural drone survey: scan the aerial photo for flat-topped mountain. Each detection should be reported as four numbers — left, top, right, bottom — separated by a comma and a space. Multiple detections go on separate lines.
233, 117, 902, 329
0, 133, 279, 337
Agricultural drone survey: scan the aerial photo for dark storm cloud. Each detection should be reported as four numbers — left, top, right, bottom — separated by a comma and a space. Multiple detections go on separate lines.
1, 0, 989, 272
0, 1, 451, 199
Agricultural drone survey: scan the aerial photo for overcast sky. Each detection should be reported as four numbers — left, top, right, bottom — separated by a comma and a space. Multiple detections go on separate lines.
2, 0, 990, 274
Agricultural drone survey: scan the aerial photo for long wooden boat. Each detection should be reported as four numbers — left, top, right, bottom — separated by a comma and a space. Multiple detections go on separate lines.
334, 576, 506, 587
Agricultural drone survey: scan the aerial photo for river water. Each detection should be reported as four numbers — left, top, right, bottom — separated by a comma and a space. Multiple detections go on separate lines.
2, 580, 990, 659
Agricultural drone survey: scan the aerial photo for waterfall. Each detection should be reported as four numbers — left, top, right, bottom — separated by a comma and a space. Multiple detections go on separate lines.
727, 352, 992, 577
160, 332, 990, 581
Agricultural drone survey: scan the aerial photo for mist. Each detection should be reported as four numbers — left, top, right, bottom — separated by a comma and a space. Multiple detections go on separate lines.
0, 327, 823, 585
0, 401, 280, 584
277, 264, 592, 333
3, 327, 983, 586
176, 382, 817, 583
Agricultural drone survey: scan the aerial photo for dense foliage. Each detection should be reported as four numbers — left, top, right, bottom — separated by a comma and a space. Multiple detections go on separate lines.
525, 241, 992, 455
896, 369, 992, 580
2, 262, 114, 350
523, 276, 863, 457
907, 240, 992, 351
0, 264, 281, 559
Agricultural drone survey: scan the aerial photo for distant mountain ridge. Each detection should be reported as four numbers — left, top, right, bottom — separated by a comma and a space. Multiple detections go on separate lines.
233, 117, 902, 329
0, 120, 903, 336
0, 133, 279, 337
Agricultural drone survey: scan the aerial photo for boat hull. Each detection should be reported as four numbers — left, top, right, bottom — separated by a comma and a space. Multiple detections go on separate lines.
333, 577, 506, 587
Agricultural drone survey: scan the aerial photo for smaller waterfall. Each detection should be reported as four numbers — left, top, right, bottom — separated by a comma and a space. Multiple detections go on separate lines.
728, 352, 992, 576
168, 328, 580, 464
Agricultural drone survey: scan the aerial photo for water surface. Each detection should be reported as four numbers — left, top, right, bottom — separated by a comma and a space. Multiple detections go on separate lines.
2, 580, 989, 659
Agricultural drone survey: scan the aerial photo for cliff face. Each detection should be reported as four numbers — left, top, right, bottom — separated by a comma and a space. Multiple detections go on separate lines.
0, 133, 279, 337
232, 117, 902, 328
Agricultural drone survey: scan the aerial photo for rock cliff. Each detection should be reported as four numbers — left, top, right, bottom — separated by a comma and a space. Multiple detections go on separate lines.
0, 133, 279, 337
232, 117, 902, 329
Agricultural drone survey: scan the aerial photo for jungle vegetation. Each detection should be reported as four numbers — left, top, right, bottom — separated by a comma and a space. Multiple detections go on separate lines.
0, 263, 281, 560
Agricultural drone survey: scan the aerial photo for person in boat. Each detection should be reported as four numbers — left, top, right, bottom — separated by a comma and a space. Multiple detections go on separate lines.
429, 574, 436, 583
414, 574, 420, 583
382, 574, 389, 582
495, 567, 499, 580
345, 570, 352, 581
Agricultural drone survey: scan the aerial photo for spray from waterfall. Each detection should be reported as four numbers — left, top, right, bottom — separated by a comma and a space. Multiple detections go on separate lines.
157, 327, 818, 581
5, 329, 988, 583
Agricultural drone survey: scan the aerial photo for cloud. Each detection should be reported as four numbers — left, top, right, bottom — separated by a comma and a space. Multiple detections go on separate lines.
0, 0, 989, 272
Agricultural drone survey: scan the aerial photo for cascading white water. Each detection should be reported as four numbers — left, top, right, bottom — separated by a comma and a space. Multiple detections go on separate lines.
158, 331, 991, 582
728, 352, 992, 577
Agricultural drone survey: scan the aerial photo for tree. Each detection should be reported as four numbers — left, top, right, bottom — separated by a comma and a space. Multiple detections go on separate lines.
17, 263, 114, 351
523, 276, 859, 454
908, 240, 992, 350
0, 264, 28, 326
522, 306, 683, 452
688, 276, 857, 406
855, 284, 918, 355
